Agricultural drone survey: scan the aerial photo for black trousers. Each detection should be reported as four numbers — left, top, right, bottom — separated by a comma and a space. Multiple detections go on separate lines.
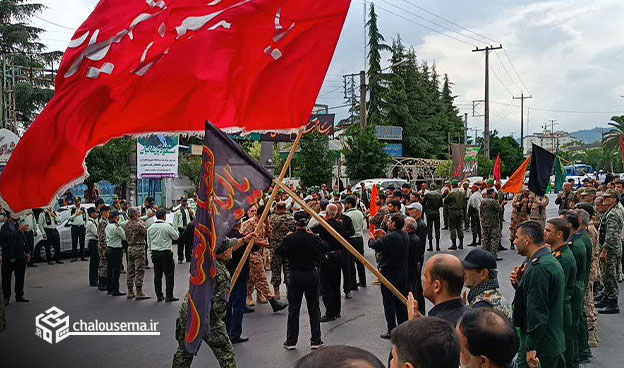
426, 213, 441, 241
351, 237, 366, 286
44, 228, 61, 261
340, 248, 354, 294
152, 250, 175, 298
407, 266, 425, 314
2, 257, 26, 299
88, 239, 99, 286
106, 247, 123, 293
25, 231, 35, 265
320, 252, 341, 317
380, 270, 408, 332
177, 227, 193, 262
286, 270, 322, 344
71, 225, 86, 259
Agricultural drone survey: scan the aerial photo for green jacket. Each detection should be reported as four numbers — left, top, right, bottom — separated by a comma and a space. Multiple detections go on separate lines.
553, 244, 577, 327
446, 189, 464, 212
567, 233, 587, 309
422, 191, 443, 215
578, 231, 593, 289
513, 247, 566, 356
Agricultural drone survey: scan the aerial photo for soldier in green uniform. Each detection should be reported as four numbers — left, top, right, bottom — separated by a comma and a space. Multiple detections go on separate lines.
511, 221, 566, 368
446, 180, 465, 250
442, 180, 451, 230
509, 187, 531, 247
268, 202, 295, 299
596, 189, 624, 314
545, 218, 578, 368
422, 183, 443, 251
173, 234, 254, 368
480, 189, 504, 259
555, 182, 576, 213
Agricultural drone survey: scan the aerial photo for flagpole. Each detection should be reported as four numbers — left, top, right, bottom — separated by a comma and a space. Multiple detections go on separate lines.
229, 128, 304, 292
274, 180, 408, 306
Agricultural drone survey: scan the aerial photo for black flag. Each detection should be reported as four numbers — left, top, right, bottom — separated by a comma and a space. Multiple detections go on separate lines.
528, 144, 555, 196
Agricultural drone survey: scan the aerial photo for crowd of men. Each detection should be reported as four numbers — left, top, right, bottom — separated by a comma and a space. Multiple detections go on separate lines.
2, 173, 624, 368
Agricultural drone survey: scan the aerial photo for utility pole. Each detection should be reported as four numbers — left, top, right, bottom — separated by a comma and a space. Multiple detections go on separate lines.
343, 73, 359, 125
464, 113, 468, 144
471, 127, 482, 145
360, 70, 367, 130
549, 119, 558, 152
473, 44, 503, 159
513, 93, 532, 150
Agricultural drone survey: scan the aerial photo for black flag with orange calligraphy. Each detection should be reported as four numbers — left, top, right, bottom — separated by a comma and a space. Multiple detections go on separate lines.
185, 121, 272, 354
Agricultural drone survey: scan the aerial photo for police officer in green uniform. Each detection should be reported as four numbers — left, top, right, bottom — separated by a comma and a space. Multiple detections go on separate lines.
545, 218, 577, 368
422, 183, 443, 251
511, 221, 566, 368
446, 180, 465, 250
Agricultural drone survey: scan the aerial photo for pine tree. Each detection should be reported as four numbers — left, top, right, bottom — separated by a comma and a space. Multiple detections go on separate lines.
296, 132, 335, 187
441, 74, 464, 146
342, 126, 391, 181
365, 3, 390, 127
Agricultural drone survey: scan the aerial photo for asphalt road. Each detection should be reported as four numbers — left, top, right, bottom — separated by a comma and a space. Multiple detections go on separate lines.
1, 194, 623, 367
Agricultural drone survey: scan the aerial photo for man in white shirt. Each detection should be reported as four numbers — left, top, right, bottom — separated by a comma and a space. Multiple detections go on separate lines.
86, 207, 100, 287
148, 208, 179, 302
105, 211, 127, 296
467, 184, 483, 247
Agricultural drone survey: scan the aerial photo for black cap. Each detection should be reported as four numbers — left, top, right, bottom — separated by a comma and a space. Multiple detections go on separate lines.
392, 190, 402, 198
87, 207, 98, 216
110, 211, 120, 218
401, 183, 411, 189
462, 249, 497, 270
294, 211, 309, 226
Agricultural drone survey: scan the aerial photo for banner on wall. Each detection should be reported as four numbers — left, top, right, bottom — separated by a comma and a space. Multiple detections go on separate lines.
137, 134, 179, 179
451, 144, 480, 180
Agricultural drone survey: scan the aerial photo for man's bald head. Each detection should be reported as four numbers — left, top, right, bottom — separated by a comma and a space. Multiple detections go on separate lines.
425, 254, 465, 297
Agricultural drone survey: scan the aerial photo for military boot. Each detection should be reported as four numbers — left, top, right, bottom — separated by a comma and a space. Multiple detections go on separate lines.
273, 286, 281, 301
588, 330, 600, 347
427, 239, 433, 252
468, 236, 477, 247
594, 291, 605, 303
458, 238, 464, 250
127, 287, 135, 300
269, 298, 288, 312
435, 238, 440, 251
597, 299, 620, 314
595, 296, 608, 309
98, 277, 107, 291
135, 288, 151, 300
448, 239, 458, 250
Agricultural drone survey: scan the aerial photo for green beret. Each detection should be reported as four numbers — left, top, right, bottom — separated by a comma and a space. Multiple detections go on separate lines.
451, 180, 458, 186
487, 179, 495, 185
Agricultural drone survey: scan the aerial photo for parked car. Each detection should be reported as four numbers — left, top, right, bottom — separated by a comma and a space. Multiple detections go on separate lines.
33, 204, 95, 262
349, 178, 409, 193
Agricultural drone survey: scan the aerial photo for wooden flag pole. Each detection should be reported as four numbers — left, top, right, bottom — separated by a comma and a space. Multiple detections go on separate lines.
274, 180, 408, 306
229, 128, 304, 293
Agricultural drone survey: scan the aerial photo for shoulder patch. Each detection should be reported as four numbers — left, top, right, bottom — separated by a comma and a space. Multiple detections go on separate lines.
532, 257, 540, 264
554, 251, 562, 258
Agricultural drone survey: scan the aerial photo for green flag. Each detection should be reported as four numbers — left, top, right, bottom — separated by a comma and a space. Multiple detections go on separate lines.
554, 157, 566, 192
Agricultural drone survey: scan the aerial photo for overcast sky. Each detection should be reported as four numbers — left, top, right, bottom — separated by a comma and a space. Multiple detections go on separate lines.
33, 0, 624, 139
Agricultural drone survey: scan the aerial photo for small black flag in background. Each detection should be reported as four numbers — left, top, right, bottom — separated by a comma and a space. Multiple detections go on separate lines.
528, 144, 555, 196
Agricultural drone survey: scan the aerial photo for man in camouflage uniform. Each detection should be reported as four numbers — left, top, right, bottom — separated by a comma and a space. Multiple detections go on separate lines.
441, 181, 451, 230
596, 189, 624, 314
125, 208, 149, 300
462, 249, 512, 319
422, 183, 443, 251
97, 206, 110, 291
173, 236, 252, 368
529, 193, 549, 229
480, 189, 504, 259
555, 182, 576, 213
446, 180, 465, 250
462, 181, 471, 231
268, 202, 295, 300
509, 187, 531, 246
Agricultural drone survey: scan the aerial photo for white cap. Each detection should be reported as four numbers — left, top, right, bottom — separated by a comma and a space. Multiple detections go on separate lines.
405, 202, 423, 212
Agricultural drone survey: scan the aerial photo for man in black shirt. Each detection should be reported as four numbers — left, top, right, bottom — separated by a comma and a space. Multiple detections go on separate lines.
404, 217, 425, 315
369, 214, 409, 339
336, 203, 355, 299
277, 212, 328, 350
311, 203, 345, 322
1, 212, 31, 304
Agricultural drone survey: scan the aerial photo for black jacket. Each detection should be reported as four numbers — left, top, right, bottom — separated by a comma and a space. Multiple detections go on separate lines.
406, 232, 423, 272
428, 298, 470, 326
368, 230, 409, 274
311, 218, 345, 252
276, 230, 328, 272
337, 214, 355, 239
0, 221, 28, 262
415, 219, 427, 261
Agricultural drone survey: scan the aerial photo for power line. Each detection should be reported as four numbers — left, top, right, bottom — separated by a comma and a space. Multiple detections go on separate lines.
327, 103, 352, 111
319, 85, 344, 97
397, 0, 500, 44
488, 100, 624, 114
33, 15, 76, 31
489, 65, 514, 97
503, 48, 531, 95
494, 50, 521, 93
373, 3, 476, 48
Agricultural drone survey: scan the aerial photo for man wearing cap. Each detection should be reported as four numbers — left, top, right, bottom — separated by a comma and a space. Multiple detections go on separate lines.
556, 182, 576, 213
405, 202, 427, 259
38, 206, 63, 265
20, 210, 38, 268
528, 192, 549, 229
268, 202, 295, 299
174, 196, 195, 264
125, 208, 149, 300
462, 249, 511, 319
345, 196, 366, 288
141, 196, 157, 269
404, 216, 425, 314
442, 181, 451, 230
509, 187, 531, 248
148, 208, 179, 302
173, 234, 255, 368
446, 180, 465, 250
97, 206, 110, 290
85, 207, 100, 287
480, 189, 504, 260
110, 194, 122, 211
422, 183, 443, 251
462, 181, 471, 231
1, 212, 31, 305
277, 212, 328, 350
319, 184, 331, 201
105, 210, 127, 296
69, 197, 88, 262
596, 189, 624, 314
467, 184, 483, 248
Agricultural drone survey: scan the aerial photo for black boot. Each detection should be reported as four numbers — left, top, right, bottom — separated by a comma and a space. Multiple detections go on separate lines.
595, 296, 608, 309
498, 244, 508, 251
436, 238, 440, 251
98, 277, 107, 291
458, 238, 464, 250
427, 239, 433, 252
468, 237, 477, 247
597, 298, 620, 314
594, 292, 605, 303
269, 298, 288, 312
449, 239, 457, 250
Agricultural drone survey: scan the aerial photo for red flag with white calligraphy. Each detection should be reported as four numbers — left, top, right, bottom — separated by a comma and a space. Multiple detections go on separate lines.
0, 0, 351, 212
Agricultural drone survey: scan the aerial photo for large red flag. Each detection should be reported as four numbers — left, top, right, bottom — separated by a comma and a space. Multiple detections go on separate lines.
493, 153, 501, 181
369, 184, 379, 218
0, 0, 351, 213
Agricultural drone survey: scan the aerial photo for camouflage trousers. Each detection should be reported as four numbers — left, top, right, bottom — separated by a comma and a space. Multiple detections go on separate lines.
98, 243, 108, 278
448, 211, 464, 241
247, 251, 274, 300
173, 300, 236, 368
509, 215, 528, 244
127, 245, 145, 293
270, 247, 290, 288
604, 252, 620, 300
481, 226, 501, 257
426, 212, 441, 241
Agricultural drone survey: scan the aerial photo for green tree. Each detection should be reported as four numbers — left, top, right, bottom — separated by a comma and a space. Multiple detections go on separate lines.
342, 126, 391, 181
365, 3, 390, 127
603, 115, 624, 151
440, 74, 465, 145
85, 138, 134, 190
295, 132, 334, 187
476, 131, 524, 178
179, 155, 202, 190
436, 160, 453, 179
